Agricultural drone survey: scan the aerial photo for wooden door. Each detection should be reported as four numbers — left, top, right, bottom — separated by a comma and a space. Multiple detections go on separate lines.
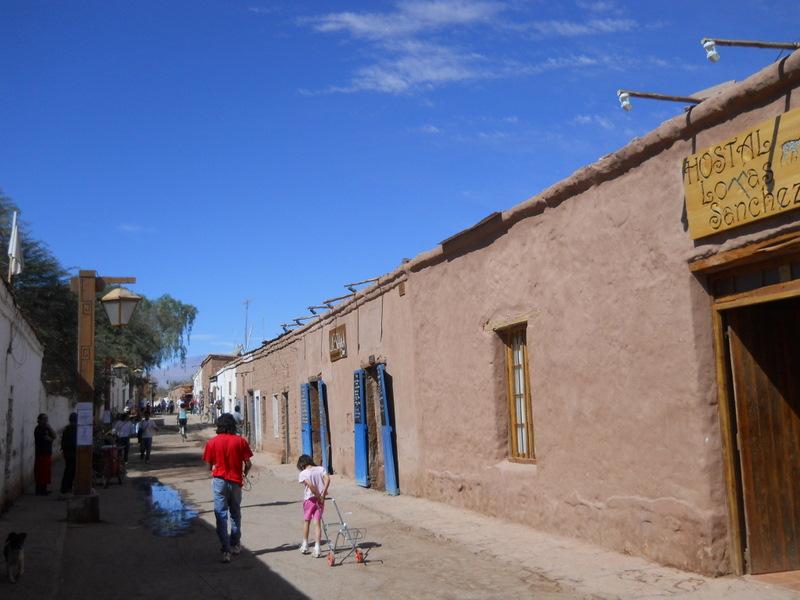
728, 298, 800, 574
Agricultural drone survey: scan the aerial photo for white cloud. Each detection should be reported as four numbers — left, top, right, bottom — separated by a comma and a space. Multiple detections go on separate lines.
325, 41, 491, 94
307, 0, 504, 39
575, 1, 619, 13
210, 341, 238, 349
118, 223, 155, 234
523, 18, 637, 37
247, 6, 277, 15
573, 114, 615, 130
300, 1, 645, 95
191, 333, 218, 341
478, 130, 509, 140
414, 124, 442, 134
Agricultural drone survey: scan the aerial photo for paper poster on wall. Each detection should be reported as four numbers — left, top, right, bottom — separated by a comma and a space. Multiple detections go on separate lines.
76, 402, 93, 426
77, 424, 93, 446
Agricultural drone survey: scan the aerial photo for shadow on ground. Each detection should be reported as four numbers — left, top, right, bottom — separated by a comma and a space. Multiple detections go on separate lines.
53, 434, 311, 600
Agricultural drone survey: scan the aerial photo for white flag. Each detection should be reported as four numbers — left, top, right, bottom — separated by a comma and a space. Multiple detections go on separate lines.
7, 211, 23, 277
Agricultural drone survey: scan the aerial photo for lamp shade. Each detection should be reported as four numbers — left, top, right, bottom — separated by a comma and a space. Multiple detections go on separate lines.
617, 90, 632, 112
703, 39, 720, 62
101, 287, 142, 327
111, 362, 128, 377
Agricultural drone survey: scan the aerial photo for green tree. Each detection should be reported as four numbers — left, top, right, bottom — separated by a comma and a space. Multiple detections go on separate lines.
0, 190, 198, 400
94, 293, 197, 398
0, 192, 78, 393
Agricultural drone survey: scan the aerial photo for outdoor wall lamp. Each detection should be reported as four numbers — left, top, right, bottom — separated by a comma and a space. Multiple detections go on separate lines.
618, 90, 632, 111
292, 315, 317, 326
101, 287, 142, 327
701, 38, 800, 63
111, 362, 128, 378
616, 88, 702, 112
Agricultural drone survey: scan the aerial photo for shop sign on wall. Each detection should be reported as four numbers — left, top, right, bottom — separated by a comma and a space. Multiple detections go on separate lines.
329, 325, 347, 362
683, 106, 800, 240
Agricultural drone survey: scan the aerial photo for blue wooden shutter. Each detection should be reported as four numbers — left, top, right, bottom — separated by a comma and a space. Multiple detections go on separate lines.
377, 364, 399, 495
318, 380, 332, 474
353, 369, 369, 487
300, 383, 312, 456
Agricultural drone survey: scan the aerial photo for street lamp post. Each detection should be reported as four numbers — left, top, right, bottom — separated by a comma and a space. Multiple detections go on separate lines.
69, 270, 140, 522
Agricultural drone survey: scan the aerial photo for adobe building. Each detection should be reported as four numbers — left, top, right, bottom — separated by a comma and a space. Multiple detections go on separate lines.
198, 354, 237, 406
167, 383, 193, 406
241, 52, 800, 576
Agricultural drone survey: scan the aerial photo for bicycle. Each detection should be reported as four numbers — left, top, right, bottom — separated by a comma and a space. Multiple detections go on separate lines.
242, 469, 260, 492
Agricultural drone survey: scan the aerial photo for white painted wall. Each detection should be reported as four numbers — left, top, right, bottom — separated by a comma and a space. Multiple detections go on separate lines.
0, 281, 70, 509
215, 364, 237, 414
109, 374, 130, 415
192, 368, 202, 406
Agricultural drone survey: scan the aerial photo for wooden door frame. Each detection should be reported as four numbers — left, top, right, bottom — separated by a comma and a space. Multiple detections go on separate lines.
700, 232, 800, 574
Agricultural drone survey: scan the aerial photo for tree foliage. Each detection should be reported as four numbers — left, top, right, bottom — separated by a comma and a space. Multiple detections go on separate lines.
0, 190, 198, 399
0, 193, 78, 393
94, 294, 197, 396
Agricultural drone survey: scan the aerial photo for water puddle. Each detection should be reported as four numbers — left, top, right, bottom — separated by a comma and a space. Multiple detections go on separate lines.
143, 482, 198, 536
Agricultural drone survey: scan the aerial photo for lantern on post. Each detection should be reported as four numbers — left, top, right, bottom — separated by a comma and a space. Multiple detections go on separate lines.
101, 287, 142, 327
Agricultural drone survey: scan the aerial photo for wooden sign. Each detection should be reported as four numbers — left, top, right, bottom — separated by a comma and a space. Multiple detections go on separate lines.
683, 107, 800, 239
329, 325, 347, 362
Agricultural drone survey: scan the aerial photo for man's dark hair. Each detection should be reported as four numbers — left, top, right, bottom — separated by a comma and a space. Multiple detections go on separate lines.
216, 413, 238, 435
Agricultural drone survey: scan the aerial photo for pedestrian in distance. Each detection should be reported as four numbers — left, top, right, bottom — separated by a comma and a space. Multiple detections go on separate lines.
202, 413, 253, 563
138, 411, 158, 463
233, 405, 244, 433
297, 454, 330, 558
177, 403, 188, 440
59, 413, 78, 497
33, 413, 57, 496
134, 413, 143, 447
112, 413, 135, 463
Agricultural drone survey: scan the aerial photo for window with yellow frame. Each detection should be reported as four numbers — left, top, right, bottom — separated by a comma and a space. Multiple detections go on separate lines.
501, 326, 535, 461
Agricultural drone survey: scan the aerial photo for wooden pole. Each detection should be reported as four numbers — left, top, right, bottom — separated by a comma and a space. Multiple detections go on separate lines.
703, 38, 800, 50
617, 89, 702, 104
70, 272, 138, 496
75, 270, 97, 495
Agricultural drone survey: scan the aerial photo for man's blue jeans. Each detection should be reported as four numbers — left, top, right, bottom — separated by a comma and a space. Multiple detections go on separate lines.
213, 477, 242, 553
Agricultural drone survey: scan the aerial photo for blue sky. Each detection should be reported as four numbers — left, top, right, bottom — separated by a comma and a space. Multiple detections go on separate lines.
1, 0, 798, 361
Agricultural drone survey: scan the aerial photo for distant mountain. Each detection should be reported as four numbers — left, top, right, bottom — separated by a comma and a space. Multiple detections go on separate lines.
151, 355, 203, 387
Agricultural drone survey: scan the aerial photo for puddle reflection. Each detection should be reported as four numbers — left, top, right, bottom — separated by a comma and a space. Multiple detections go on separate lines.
144, 483, 198, 537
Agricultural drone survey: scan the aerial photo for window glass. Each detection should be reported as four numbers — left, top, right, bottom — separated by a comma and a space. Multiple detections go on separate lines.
504, 327, 534, 460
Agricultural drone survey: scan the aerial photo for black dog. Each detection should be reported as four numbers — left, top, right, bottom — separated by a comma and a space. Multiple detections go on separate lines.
3, 532, 26, 583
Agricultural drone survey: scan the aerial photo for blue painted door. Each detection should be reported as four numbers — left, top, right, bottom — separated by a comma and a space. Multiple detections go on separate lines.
353, 370, 368, 487
318, 380, 332, 474
300, 383, 312, 456
376, 364, 399, 495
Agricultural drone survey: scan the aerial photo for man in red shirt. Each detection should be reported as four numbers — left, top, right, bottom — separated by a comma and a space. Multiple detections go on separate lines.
202, 413, 253, 563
